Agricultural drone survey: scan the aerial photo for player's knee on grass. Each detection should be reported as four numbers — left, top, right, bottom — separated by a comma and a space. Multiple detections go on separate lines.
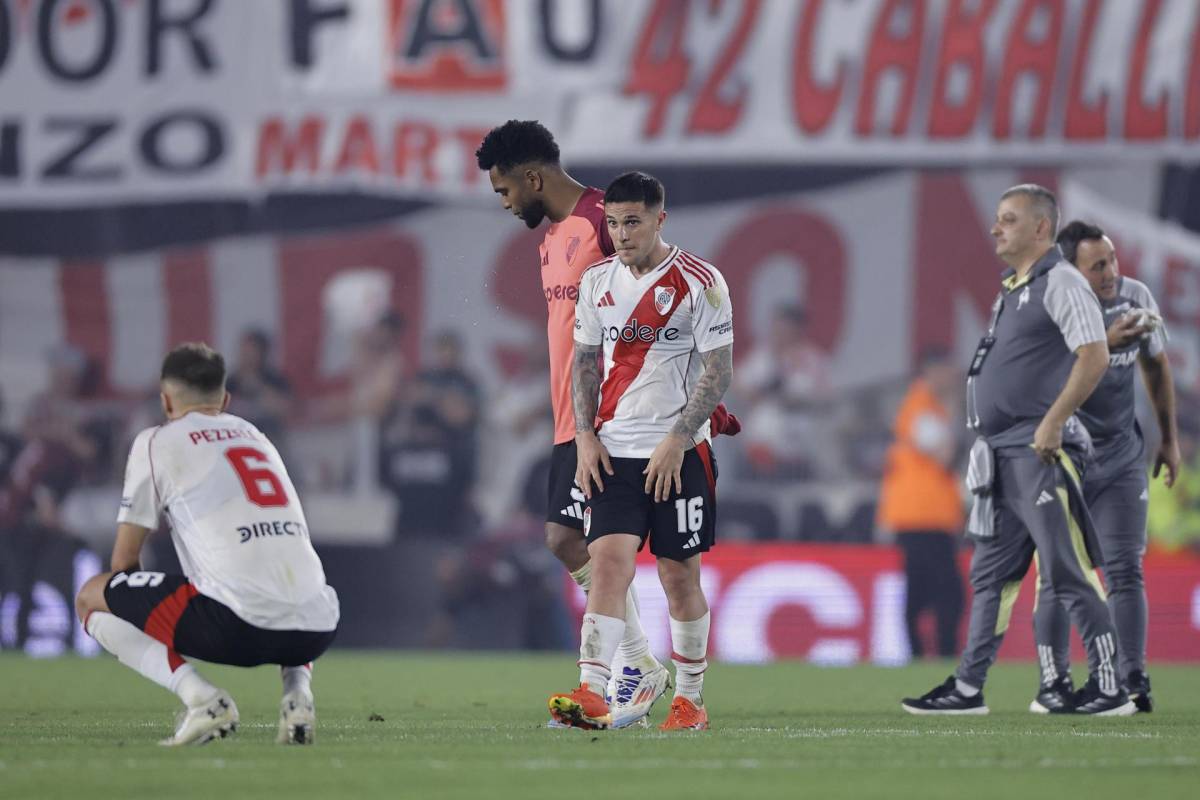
545, 521, 589, 571
75, 571, 114, 624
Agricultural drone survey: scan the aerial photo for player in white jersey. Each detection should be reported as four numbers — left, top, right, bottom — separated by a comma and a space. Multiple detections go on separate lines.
548, 172, 733, 731
75, 343, 340, 746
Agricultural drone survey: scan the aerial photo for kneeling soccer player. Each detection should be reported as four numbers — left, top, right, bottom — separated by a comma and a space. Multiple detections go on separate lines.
75, 343, 340, 746
548, 171, 733, 731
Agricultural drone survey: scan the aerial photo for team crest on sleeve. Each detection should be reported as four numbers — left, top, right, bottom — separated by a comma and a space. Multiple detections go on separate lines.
654, 286, 676, 316
566, 236, 581, 265
705, 286, 723, 309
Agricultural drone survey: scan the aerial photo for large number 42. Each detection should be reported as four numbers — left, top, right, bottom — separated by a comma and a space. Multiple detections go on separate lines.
225, 447, 289, 508
675, 496, 704, 533
623, 0, 762, 137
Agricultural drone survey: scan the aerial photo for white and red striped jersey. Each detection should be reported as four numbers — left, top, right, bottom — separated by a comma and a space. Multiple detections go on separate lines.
119, 411, 339, 632
574, 245, 734, 458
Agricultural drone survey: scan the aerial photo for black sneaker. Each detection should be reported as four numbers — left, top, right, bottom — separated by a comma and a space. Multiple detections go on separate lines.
1125, 670, 1153, 713
1071, 676, 1137, 716
901, 676, 989, 715
1029, 674, 1075, 714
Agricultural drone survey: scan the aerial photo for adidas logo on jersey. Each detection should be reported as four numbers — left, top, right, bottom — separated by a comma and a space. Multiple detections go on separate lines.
681, 532, 701, 550
597, 291, 616, 307
1035, 490, 1054, 506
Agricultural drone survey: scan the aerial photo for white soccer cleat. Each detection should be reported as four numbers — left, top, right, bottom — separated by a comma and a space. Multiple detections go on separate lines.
159, 691, 238, 747
277, 690, 316, 745
608, 658, 671, 729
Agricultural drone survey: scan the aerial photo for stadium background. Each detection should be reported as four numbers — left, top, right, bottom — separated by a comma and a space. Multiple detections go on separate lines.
1, 0, 1198, 666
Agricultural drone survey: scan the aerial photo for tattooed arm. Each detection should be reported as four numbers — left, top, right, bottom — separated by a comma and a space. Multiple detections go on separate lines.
645, 344, 734, 502
572, 342, 613, 499
572, 343, 602, 434
671, 345, 734, 440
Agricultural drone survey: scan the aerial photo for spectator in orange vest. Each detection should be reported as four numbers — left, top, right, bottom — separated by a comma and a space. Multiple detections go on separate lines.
878, 348, 966, 658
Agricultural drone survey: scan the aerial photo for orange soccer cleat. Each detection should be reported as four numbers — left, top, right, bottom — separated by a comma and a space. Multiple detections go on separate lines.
659, 696, 709, 731
548, 684, 612, 729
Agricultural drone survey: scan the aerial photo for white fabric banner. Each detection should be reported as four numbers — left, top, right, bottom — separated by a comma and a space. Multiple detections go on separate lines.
5, 167, 1197, 419
2, 0, 1199, 206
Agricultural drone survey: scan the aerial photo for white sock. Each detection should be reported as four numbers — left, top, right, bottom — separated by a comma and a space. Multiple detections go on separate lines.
86, 611, 217, 706
578, 612, 624, 692
955, 679, 980, 697
616, 583, 652, 664
669, 612, 710, 702
282, 663, 313, 697
569, 561, 592, 592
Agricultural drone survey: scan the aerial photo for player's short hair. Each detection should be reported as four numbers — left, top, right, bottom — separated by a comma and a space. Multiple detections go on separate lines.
1000, 183, 1059, 235
161, 342, 226, 397
475, 120, 560, 174
604, 171, 665, 209
1055, 220, 1107, 265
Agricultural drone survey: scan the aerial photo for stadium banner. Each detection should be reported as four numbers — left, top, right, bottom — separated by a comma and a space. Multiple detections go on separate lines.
2, 0, 1200, 206
2, 167, 1200, 417
567, 544, 1200, 665
3, 168, 1198, 420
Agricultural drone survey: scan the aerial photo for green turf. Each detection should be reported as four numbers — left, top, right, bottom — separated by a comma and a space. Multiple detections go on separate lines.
2, 653, 1198, 799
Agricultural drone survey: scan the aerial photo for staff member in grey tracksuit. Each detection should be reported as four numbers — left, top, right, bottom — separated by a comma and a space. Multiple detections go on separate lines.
902, 185, 1135, 716
1030, 221, 1179, 715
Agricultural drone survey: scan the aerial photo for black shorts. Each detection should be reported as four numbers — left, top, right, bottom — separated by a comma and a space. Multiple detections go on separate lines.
547, 440, 586, 530
584, 442, 717, 562
103, 571, 336, 668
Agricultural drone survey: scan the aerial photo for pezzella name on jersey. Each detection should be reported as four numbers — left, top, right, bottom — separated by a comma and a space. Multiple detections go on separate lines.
237, 520, 308, 543
602, 318, 680, 344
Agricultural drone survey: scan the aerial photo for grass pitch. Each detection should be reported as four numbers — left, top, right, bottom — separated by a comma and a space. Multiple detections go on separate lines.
2, 652, 1197, 800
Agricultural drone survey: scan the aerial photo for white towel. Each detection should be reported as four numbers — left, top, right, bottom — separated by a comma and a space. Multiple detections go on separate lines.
965, 437, 995, 539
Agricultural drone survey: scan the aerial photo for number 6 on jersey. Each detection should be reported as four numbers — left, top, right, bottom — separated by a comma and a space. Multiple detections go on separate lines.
225, 447, 289, 508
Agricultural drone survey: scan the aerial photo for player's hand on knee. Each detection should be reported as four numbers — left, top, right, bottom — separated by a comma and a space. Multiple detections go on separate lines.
644, 434, 686, 502
575, 430, 613, 499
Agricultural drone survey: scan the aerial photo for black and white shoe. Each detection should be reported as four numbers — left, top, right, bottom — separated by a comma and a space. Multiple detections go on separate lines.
1029, 675, 1075, 714
1125, 670, 1153, 713
901, 676, 989, 715
1071, 677, 1137, 716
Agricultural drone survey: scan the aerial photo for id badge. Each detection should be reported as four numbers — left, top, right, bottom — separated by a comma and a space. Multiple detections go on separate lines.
968, 336, 995, 377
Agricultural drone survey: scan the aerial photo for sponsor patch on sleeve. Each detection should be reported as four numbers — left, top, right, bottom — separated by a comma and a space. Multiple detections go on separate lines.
708, 320, 732, 336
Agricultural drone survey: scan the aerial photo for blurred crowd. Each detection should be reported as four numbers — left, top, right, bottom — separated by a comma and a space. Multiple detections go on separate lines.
2, 304, 1198, 652
3, 302, 1199, 550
